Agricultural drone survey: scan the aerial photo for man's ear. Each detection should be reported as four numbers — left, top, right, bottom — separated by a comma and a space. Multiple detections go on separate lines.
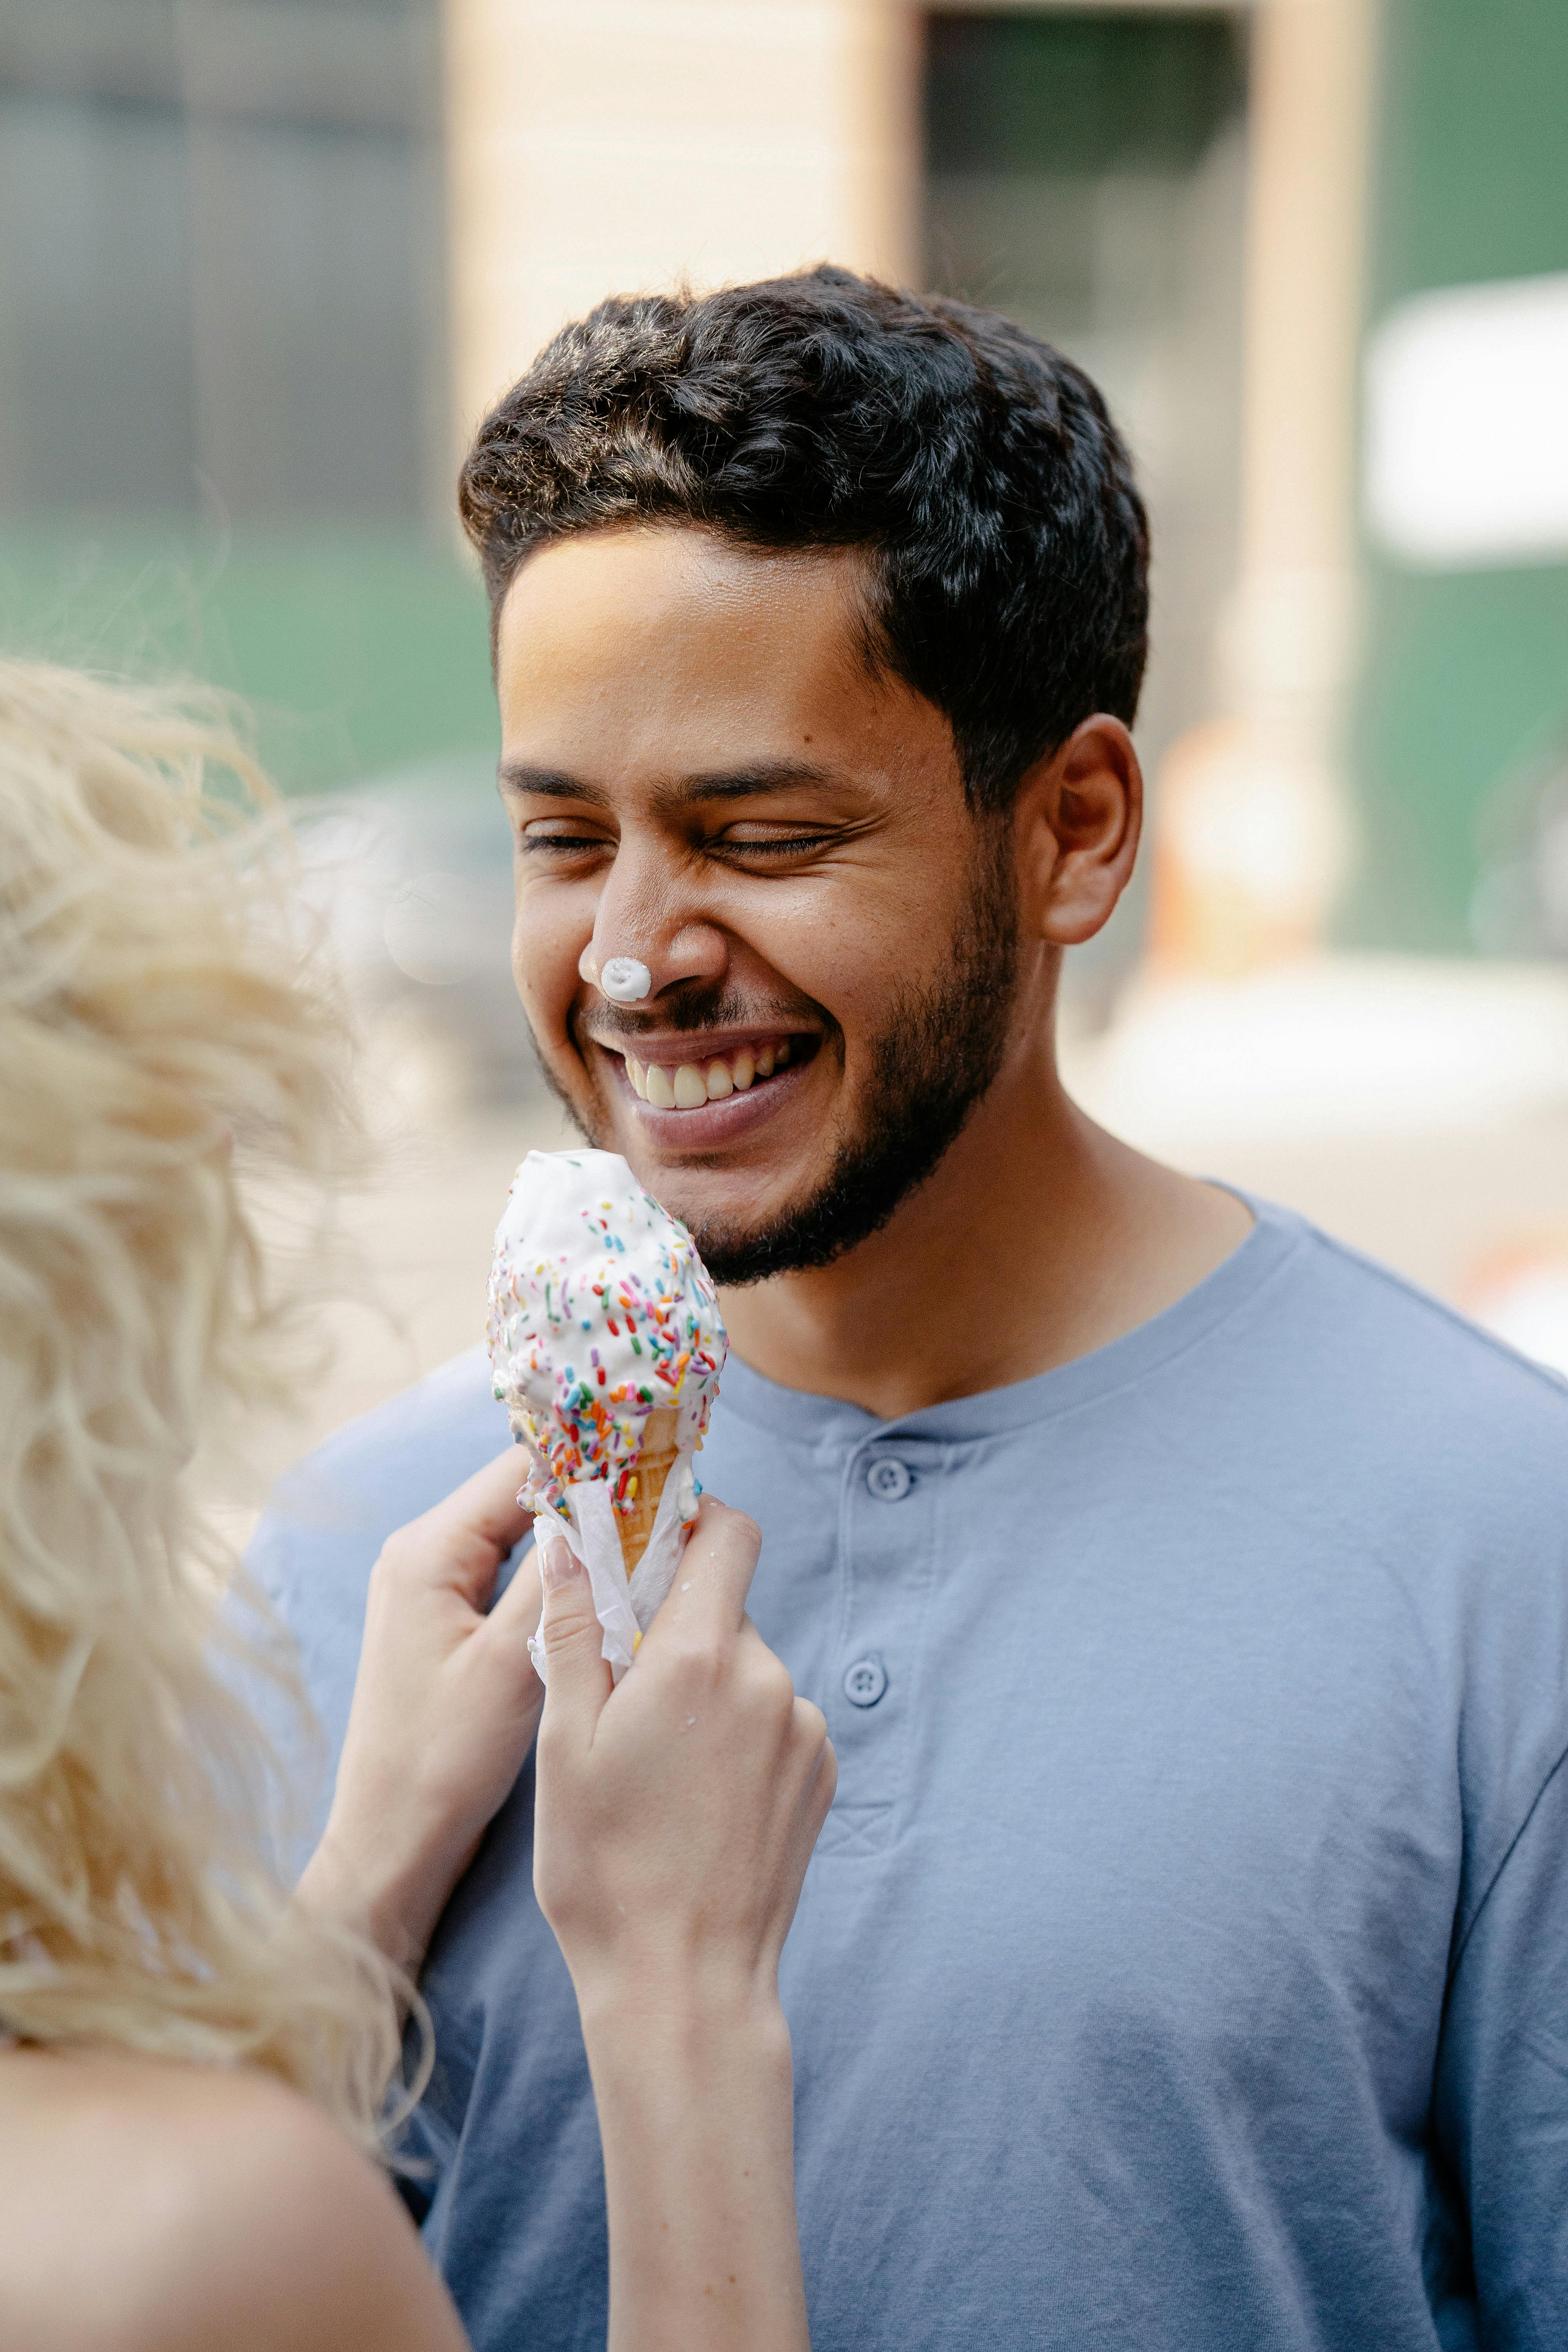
1013, 715, 1142, 946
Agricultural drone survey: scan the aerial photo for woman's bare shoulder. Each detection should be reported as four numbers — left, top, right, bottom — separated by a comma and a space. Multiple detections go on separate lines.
0, 2048, 466, 2352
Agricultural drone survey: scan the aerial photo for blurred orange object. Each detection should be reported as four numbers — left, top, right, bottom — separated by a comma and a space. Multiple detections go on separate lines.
1459, 1235, 1568, 1377
1147, 716, 1352, 979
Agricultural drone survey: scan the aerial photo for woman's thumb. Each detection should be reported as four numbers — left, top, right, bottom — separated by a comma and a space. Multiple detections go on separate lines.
536, 1523, 612, 1727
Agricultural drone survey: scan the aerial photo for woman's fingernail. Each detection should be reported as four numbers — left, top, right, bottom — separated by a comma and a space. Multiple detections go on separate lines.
538, 1532, 581, 1592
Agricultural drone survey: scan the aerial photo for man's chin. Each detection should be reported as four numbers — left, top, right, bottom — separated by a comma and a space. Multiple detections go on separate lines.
632, 1165, 813, 1263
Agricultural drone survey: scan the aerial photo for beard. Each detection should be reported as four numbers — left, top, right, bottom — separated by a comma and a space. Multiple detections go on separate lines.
699, 826, 1019, 1283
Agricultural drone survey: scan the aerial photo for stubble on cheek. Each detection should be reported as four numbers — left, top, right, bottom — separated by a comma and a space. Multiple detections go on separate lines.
510, 949, 609, 1142
544, 1022, 613, 1145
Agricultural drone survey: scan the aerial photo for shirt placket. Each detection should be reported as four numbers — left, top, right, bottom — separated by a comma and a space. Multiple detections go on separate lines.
816, 1434, 941, 1858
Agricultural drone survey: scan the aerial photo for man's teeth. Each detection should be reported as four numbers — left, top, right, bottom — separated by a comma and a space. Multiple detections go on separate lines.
623, 1036, 790, 1108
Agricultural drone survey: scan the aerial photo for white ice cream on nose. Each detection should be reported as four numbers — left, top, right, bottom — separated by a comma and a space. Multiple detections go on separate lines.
600, 956, 652, 1004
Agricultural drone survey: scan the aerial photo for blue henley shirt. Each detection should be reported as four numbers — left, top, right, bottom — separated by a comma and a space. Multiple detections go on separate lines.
251, 1195, 1568, 2350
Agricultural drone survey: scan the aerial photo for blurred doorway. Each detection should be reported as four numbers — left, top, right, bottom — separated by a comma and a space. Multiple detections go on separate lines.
922, 7, 1250, 1011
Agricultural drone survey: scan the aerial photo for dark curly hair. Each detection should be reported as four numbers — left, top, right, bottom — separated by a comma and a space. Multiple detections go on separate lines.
458, 264, 1149, 812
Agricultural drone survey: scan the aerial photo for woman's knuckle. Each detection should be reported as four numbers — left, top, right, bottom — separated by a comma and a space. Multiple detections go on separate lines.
370, 1532, 420, 1590
740, 1648, 793, 1715
545, 1604, 597, 1655
702, 1497, 762, 1554
657, 1639, 716, 1705
764, 1657, 797, 1712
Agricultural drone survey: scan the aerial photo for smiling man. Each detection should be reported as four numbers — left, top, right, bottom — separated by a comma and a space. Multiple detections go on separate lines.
255, 269, 1568, 2350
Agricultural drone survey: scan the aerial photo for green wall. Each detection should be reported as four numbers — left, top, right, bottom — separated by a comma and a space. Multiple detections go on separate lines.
0, 522, 499, 797
1347, 0, 1568, 950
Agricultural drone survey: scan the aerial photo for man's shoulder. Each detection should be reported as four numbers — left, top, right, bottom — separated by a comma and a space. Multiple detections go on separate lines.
252, 1345, 509, 1599
247, 1348, 512, 1775
271, 1343, 509, 1526
1255, 1203, 1568, 1515
1283, 1209, 1568, 1407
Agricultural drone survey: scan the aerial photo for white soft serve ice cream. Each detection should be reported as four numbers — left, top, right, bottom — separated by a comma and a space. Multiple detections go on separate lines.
485, 1148, 726, 1527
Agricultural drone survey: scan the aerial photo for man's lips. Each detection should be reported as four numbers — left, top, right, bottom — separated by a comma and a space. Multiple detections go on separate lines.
585, 1027, 815, 1113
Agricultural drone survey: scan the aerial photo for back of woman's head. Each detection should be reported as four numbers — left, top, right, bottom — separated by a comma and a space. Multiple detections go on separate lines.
0, 661, 403, 2145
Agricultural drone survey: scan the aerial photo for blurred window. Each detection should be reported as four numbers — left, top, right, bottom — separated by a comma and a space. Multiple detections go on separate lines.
1364, 272, 1568, 571
0, 0, 445, 521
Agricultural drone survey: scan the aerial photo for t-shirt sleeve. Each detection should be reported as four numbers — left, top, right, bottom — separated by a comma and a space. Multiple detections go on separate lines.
1432, 1744, 1568, 2346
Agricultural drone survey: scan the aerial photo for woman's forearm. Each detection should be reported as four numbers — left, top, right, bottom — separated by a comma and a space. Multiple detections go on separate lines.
581, 1991, 811, 2352
533, 1512, 835, 2345
292, 1820, 455, 1988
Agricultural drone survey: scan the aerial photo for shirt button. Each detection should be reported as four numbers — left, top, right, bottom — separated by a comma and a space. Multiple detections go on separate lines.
843, 1655, 888, 1708
866, 1457, 911, 1502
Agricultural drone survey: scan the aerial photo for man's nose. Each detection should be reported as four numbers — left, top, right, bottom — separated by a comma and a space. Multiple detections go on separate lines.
578, 840, 727, 1004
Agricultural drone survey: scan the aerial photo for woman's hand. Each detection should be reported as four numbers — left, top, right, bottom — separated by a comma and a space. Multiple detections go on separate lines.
534, 1495, 835, 2025
532, 1497, 835, 2352
296, 1450, 542, 1979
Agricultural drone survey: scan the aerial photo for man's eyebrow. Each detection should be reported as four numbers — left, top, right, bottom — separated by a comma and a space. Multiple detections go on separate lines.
661, 759, 841, 803
497, 758, 843, 804
497, 764, 608, 802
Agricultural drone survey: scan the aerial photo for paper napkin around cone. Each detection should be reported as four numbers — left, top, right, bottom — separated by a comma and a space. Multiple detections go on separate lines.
525, 1428, 700, 1684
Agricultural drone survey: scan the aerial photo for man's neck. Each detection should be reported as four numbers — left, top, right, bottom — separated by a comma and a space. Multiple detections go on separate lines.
717, 1037, 1254, 1421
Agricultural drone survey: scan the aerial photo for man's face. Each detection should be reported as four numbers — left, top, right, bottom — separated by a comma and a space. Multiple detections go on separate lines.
495, 526, 1022, 1279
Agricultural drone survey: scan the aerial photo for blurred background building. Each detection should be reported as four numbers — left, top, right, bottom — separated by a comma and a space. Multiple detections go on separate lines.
3, 0, 1567, 1437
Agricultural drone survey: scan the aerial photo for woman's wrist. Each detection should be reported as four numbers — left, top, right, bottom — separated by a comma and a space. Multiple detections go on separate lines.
295, 1811, 471, 1982
577, 1973, 797, 2202
577, 1976, 793, 2092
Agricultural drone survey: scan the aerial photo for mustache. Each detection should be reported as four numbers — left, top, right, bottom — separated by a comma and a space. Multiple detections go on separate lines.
574, 980, 831, 1048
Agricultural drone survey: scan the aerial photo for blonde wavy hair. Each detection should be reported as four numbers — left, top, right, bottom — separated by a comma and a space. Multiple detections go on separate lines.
0, 661, 411, 2151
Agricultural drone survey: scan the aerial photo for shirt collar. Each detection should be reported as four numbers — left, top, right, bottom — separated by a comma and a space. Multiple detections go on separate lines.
714, 1189, 1305, 1447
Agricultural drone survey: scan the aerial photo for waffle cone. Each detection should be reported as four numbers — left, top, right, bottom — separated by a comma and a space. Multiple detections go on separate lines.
616, 1405, 682, 1578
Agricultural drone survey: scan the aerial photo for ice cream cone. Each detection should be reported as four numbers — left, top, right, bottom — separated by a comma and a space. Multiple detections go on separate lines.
615, 1405, 682, 1577
488, 1152, 726, 1593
